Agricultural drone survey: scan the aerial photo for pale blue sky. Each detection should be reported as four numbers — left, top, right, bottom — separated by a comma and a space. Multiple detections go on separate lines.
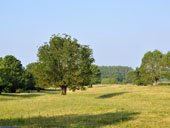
0, 0, 170, 68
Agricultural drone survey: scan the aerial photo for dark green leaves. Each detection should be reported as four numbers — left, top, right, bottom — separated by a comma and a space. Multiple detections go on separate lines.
0, 55, 34, 93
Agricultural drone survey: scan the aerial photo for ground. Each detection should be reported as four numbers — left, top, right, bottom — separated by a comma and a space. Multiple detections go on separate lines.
0, 85, 170, 128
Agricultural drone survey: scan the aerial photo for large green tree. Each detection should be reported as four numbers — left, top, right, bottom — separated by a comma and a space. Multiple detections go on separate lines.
140, 50, 164, 85
37, 34, 94, 95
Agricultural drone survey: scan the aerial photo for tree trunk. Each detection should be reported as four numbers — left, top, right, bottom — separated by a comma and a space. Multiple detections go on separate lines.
12, 89, 16, 93
37, 88, 40, 92
154, 79, 158, 86
61, 86, 67, 95
88, 84, 93, 88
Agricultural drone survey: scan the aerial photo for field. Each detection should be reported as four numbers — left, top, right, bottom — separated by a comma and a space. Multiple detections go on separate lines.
1, 85, 170, 128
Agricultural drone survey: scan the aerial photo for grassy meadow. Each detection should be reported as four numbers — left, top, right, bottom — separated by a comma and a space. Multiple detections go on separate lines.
1, 85, 170, 127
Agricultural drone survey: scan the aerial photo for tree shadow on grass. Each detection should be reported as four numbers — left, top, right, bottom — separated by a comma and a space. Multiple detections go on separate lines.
96, 92, 129, 99
0, 111, 139, 128
0, 98, 16, 101
44, 88, 61, 91
39, 89, 61, 95
0, 93, 41, 98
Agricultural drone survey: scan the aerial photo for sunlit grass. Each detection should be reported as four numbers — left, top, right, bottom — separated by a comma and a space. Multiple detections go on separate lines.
1, 85, 170, 127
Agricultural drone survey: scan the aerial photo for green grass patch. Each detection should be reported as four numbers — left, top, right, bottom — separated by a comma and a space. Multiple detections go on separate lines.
1, 85, 170, 127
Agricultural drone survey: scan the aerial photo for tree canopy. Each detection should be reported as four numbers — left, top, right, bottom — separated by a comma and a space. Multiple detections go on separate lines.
0, 55, 34, 93
37, 34, 94, 95
140, 50, 164, 85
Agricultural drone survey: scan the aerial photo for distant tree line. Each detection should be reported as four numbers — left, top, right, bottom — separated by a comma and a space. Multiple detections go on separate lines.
125, 50, 170, 85
99, 66, 133, 84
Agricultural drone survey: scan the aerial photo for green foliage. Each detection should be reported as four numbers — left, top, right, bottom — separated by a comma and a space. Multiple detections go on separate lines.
0, 55, 34, 93
132, 68, 151, 86
2, 55, 25, 92
125, 67, 151, 86
125, 70, 136, 84
89, 64, 101, 87
161, 51, 170, 80
99, 66, 133, 82
23, 70, 35, 90
0, 57, 5, 94
140, 50, 164, 85
26, 62, 48, 90
37, 34, 94, 95
101, 78, 119, 84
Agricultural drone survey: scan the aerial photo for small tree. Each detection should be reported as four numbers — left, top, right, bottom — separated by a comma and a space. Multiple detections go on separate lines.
37, 34, 94, 95
140, 50, 164, 85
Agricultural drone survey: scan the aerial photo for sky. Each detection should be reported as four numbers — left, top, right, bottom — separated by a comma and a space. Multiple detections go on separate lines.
0, 0, 170, 69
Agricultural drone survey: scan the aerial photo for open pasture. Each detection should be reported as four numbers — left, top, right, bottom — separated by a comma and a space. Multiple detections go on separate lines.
1, 85, 170, 128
